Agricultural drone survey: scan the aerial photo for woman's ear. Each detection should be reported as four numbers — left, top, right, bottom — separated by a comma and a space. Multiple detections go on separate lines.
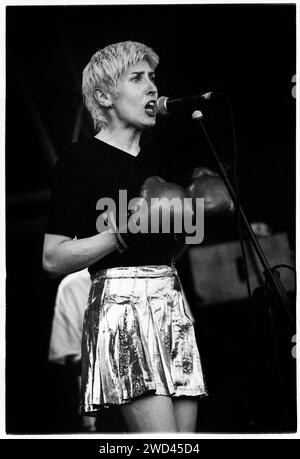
94, 89, 113, 108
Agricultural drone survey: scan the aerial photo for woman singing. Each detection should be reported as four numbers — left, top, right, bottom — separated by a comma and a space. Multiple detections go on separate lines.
43, 41, 208, 432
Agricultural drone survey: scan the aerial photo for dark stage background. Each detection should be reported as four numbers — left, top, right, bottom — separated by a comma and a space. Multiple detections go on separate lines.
6, 4, 296, 434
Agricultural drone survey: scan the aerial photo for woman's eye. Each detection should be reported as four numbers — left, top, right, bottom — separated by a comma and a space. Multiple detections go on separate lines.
132, 75, 142, 82
131, 74, 155, 83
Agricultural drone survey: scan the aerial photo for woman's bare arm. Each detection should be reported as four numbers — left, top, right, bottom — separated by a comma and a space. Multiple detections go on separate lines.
42, 231, 118, 278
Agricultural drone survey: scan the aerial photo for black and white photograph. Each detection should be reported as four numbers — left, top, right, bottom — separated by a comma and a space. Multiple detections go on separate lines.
3, 1, 297, 439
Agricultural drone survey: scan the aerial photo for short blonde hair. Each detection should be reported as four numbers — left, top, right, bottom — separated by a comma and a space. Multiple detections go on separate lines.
82, 41, 159, 132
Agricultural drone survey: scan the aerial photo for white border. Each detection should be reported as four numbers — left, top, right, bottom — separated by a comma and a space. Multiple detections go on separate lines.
1, 0, 299, 441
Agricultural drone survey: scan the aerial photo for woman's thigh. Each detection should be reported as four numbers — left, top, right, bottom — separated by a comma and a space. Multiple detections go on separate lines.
120, 394, 178, 433
172, 397, 198, 432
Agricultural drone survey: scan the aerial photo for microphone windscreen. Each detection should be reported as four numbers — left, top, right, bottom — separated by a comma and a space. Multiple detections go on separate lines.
155, 96, 169, 115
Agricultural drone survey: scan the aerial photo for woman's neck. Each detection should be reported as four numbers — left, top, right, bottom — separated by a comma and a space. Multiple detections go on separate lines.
95, 126, 142, 157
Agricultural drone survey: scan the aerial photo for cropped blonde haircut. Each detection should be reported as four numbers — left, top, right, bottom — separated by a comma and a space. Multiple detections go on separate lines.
82, 41, 159, 132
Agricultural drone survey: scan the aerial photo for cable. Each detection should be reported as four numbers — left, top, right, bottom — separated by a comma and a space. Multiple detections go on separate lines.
271, 264, 296, 274
271, 264, 296, 293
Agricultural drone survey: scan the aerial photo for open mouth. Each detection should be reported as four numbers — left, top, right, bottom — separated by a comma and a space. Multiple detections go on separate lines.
145, 100, 157, 115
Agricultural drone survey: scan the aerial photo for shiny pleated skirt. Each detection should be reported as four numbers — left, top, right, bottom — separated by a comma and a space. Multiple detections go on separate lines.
80, 265, 207, 415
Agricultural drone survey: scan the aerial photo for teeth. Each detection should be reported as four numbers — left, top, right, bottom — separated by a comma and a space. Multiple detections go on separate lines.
146, 101, 155, 109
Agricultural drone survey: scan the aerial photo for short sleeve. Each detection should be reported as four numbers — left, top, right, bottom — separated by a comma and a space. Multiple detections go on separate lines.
48, 270, 90, 365
45, 148, 82, 238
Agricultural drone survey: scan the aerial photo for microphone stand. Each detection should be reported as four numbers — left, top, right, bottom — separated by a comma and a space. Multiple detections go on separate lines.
192, 113, 295, 331
192, 111, 295, 431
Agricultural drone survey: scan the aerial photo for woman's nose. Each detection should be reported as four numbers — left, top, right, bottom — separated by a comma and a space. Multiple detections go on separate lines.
146, 79, 157, 95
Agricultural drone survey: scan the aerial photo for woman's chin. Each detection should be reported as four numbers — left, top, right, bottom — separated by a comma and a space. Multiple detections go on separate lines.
142, 117, 157, 129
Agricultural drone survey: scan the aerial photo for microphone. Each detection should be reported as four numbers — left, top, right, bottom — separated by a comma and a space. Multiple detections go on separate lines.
155, 92, 214, 115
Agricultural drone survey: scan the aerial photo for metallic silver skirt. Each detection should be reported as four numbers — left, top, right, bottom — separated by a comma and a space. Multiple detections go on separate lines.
81, 265, 207, 415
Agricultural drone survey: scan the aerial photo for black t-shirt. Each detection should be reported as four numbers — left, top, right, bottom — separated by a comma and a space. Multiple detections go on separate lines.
46, 136, 178, 274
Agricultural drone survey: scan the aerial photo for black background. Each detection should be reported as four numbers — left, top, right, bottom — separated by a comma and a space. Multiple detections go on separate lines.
6, 4, 296, 434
